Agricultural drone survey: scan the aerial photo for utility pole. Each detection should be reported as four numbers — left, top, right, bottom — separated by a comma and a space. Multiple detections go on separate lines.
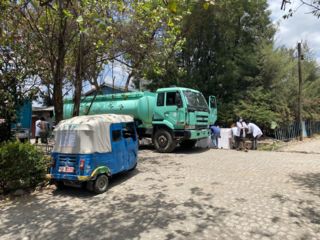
297, 42, 303, 141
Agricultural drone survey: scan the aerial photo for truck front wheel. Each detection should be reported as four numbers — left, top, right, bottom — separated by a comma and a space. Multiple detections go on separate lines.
153, 129, 176, 153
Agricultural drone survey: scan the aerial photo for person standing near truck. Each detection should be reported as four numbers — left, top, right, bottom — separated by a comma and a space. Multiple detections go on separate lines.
210, 125, 221, 148
35, 117, 41, 144
247, 122, 263, 150
38, 117, 49, 144
235, 118, 248, 151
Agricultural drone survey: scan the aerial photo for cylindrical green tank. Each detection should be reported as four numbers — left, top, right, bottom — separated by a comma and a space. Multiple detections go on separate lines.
63, 91, 156, 127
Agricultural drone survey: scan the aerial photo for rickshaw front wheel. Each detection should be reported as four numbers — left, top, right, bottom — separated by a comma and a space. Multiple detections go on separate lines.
94, 175, 109, 194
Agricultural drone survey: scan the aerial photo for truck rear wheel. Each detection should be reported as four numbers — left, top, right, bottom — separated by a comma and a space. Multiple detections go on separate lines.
93, 175, 109, 194
180, 140, 197, 149
153, 129, 176, 153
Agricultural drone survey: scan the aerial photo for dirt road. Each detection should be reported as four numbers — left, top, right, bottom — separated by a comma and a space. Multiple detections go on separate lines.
1, 143, 320, 240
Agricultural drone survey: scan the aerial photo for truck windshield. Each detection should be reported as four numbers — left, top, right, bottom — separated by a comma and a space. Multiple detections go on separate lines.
183, 91, 209, 112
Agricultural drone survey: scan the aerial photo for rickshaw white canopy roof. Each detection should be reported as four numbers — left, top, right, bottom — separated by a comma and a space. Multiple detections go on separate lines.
53, 114, 134, 154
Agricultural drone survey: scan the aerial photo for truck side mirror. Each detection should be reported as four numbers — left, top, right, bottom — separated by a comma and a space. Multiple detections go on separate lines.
209, 96, 217, 109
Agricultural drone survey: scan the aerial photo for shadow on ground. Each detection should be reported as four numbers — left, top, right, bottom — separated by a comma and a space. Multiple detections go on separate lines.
139, 143, 210, 155
0, 185, 231, 240
50, 169, 141, 198
269, 172, 320, 229
290, 172, 320, 198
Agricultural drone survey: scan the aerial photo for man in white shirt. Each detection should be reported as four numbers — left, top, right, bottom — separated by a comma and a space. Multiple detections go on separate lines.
247, 122, 263, 150
35, 118, 41, 144
235, 118, 248, 151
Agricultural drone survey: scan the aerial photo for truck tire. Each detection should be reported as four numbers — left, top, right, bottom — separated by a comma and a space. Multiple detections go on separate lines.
180, 140, 197, 149
153, 129, 176, 153
93, 175, 109, 194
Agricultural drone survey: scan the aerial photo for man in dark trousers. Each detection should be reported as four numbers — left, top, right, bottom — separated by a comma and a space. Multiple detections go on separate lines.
38, 117, 49, 144
210, 125, 221, 148
235, 117, 248, 151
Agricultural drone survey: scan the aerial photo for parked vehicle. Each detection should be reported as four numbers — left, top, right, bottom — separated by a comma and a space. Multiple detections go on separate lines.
12, 100, 32, 142
47, 114, 138, 194
63, 87, 217, 153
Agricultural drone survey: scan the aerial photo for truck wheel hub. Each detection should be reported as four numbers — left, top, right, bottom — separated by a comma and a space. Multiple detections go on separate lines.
158, 136, 168, 147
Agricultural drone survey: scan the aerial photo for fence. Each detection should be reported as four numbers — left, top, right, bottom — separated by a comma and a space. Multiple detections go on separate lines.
34, 143, 54, 155
274, 121, 320, 141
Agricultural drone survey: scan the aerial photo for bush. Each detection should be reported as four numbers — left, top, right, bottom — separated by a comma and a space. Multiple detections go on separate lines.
0, 141, 47, 193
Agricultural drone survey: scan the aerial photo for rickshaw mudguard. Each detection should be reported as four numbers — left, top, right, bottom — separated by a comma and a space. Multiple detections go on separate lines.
89, 166, 111, 179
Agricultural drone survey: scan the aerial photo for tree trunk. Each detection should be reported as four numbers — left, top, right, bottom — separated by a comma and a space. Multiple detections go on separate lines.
72, 33, 84, 117
124, 72, 133, 92
53, 0, 67, 124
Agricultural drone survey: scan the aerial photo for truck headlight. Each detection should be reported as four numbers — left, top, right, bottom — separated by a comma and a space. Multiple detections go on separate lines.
185, 125, 195, 130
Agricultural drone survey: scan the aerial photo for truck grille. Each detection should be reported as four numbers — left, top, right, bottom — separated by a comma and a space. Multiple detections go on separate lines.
196, 115, 208, 123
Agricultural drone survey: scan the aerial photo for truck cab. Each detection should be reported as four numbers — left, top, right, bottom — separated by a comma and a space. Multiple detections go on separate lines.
152, 87, 217, 152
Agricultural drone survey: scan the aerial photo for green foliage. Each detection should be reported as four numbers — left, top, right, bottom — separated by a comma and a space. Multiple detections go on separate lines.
234, 88, 282, 129
1, 0, 320, 134
0, 142, 47, 193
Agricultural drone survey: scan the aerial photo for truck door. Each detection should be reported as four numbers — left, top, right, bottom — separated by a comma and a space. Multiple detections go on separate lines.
208, 96, 217, 125
163, 91, 185, 128
122, 122, 137, 170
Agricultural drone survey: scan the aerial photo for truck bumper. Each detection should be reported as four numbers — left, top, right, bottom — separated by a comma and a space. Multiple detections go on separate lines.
173, 129, 210, 140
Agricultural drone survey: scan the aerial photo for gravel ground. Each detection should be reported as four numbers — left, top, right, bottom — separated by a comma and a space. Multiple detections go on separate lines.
1, 142, 320, 240
280, 136, 320, 154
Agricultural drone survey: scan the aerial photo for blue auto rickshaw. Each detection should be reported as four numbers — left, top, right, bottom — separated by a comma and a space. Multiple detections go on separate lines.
47, 114, 138, 193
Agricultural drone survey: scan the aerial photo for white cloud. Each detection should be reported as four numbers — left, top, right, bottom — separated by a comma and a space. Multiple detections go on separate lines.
268, 0, 320, 62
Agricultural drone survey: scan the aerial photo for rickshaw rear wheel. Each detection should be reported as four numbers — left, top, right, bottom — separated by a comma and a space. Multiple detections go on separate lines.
54, 181, 65, 190
93, 175, 109, 194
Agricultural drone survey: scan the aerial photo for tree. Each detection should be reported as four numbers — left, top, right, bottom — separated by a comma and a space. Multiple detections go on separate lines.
12, 0, 75, 123
176, 0, 275, 124
0, 1, 38, 141
235, 42, 320, 128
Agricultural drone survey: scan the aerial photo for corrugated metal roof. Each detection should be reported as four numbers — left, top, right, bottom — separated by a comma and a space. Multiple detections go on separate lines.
32, 106, 54, 112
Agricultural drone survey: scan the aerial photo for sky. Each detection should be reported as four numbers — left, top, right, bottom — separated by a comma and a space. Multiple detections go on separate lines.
267, 0, 320, 63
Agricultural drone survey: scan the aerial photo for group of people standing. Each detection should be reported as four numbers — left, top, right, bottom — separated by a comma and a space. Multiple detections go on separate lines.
210, 118, 263, 151
232, 118, 263, 151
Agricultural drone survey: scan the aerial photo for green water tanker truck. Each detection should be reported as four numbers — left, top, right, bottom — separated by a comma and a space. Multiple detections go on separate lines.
64, 87, 217, 153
